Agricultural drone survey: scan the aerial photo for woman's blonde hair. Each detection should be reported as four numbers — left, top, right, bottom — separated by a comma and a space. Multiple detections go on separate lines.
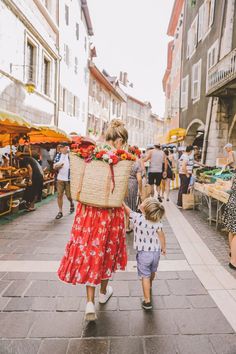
142, 197, 165, 222
105, 119, 128, 144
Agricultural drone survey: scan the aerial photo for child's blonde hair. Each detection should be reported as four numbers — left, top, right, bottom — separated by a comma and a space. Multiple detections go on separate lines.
142, 197, 165, 222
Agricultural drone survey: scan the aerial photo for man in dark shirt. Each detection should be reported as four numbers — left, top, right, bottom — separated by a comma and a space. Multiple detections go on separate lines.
16, 153, 44, 211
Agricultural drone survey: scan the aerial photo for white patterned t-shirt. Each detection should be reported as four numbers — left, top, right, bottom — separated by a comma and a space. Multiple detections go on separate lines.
129, 211, 162, 252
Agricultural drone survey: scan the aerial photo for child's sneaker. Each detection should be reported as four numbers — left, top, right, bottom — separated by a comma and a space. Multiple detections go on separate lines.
85, 301, 97, 321
142, 300, 152, 310
99, 285, 113, 304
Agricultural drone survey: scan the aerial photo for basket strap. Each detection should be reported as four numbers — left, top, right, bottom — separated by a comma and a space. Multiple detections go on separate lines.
77, 161, 87, 198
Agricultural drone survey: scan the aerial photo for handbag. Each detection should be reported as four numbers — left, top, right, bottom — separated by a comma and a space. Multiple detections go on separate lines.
167, 159, 175, 181
182, 191, 195, 210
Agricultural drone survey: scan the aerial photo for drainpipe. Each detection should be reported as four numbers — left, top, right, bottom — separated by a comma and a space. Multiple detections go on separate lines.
202, 0, 227, 164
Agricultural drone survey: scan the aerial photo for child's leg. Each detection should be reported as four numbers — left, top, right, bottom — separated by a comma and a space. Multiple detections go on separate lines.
142, 277, 151, 303
150, 272, 156, 289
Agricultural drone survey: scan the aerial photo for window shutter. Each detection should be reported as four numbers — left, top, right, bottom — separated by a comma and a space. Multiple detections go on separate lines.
186, 30, 190, 59
209, 0, 215, 27
59, 86, 64, 111
193, 15, 198, 49
198, 4, 204, 41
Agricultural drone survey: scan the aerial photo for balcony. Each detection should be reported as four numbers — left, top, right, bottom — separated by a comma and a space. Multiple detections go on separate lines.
207, 48, 236, 97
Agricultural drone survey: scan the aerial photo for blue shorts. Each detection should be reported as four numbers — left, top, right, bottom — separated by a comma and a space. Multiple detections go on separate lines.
136, 250, 161, 278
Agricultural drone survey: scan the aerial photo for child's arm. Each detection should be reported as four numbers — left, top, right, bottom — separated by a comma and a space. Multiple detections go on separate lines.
122, 201, 131, 217
157, 229, 166, 256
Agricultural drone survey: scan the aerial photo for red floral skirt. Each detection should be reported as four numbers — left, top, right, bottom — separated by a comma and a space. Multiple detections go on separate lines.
58, 203, 127, 286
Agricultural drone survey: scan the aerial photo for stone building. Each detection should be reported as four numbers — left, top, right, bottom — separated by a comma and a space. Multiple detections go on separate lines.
179, 0, 236, 164
87, 63, 126, 141
58, 0, 93, 135
0, 0, 60, 125
163, 0, 184, 131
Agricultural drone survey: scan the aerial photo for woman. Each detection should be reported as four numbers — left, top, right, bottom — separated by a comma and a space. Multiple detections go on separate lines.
161, 149, 174, 201
125, 147, 142, 232
58, 120, 128, 321
223, 174, 236, 270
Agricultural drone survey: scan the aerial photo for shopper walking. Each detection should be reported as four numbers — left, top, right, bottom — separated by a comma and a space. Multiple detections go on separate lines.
123, 197, 166, 310
54, 145, 74, 219
177, 145, 194, 208
58, 120, 128, 321
142, 144, 167, 202
223, 174, 236, 270
161, 149, 174, 201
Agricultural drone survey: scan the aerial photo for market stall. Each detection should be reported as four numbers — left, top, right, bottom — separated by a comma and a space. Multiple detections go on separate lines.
194, 166, 233, 229
0, 117, 72, 217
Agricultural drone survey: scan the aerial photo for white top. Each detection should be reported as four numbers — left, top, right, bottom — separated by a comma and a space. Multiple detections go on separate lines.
129, 211, 162, 252
149, 149, 164, 173
56, 154, 70, 181
178, 153, 194, 175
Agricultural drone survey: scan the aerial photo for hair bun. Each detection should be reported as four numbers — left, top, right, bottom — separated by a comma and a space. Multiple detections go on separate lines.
109, 119, 124, 129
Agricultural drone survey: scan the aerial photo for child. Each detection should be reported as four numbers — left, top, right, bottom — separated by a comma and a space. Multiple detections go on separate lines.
123, 197, 166, 310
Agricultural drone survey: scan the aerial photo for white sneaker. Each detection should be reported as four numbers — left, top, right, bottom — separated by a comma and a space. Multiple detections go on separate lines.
99, 285, 113, 304
85, 301, 97, 321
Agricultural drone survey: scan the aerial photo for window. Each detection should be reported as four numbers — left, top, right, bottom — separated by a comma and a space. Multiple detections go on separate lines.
82, 102, 86, 122
59, 86, 64, 111
74, 57, 78, 74
76, 23, 79, 40
199, 0, 215, 41
207, 40, 218, 70
64, 44, 69, 66
67, 91, 74, 116
26, 41, 35, 82
42, 57, 50, 96
65, 5, 69, 25
186, 15, 198, 59
63, 88, 67, 112
191, 60, 201, 101
84, 37, 87, 51
181, 75, 189, 109
112, 100, 116, 115
206, 40, 218, 91
74, 96, 80, 117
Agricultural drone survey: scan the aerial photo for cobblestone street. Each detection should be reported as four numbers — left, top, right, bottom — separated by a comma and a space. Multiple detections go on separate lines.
0, 197, 235, 353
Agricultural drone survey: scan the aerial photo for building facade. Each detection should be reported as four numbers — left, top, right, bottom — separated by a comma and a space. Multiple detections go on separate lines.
58, 0, 93, 136
163, 0, 184, 131
87, 63, 126, 141
0, 0, 60, 125
179, 0, 236, 163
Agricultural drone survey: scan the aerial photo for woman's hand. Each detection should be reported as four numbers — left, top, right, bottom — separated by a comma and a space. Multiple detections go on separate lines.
161, 247, 166, 256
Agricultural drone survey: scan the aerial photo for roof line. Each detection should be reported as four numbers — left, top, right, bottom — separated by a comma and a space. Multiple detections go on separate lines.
81, 0, 94, 36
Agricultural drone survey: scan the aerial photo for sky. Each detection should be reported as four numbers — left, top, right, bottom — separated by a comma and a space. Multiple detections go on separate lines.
87, 0, 174, 117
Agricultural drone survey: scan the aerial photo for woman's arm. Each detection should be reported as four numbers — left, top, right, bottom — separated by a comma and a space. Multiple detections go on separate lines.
137, 172, 142, 196
142, 151, 151, 163
157, 229, 166, 255
122, 202, 131, 216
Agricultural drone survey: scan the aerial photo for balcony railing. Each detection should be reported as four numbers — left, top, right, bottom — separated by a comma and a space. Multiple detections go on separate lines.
207, 48, 236, 96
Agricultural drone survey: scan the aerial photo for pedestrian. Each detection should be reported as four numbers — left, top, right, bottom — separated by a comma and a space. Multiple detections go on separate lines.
16, 152, 44, 212
123, 197, 166, 310
142, 143, 167, 202
58, 119, 128, 321
223, 174, 236, 270
177, 145, 194, 208
125, 147, 142, 232
224, 143, 236, 170
161, 149, 174, 201
53, 145, 74, 219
